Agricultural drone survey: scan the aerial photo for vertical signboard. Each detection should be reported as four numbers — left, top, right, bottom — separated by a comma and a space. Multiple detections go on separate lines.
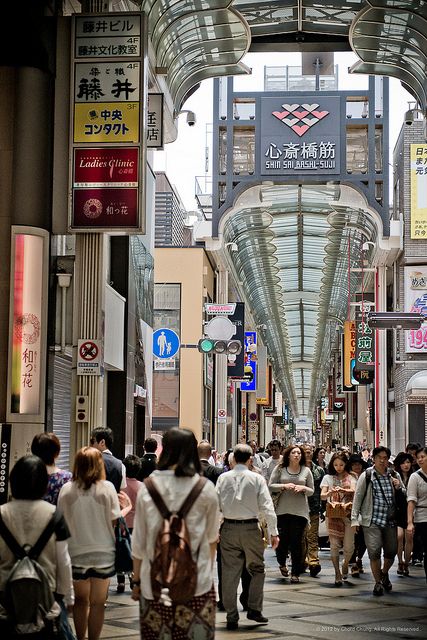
241, 331, 257, 392
343, 321, 356, 387
147, 93, 164, 148
354, 295, 375, 383
405, 266, 427, 352
227, 302, 245, 378
7, 228, 49, 422
410, 144, 427, 238
70, 13, 146, 232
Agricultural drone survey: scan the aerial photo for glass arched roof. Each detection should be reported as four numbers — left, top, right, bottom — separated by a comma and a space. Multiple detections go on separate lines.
222, 184, 379, 419
129, 1, 427, 115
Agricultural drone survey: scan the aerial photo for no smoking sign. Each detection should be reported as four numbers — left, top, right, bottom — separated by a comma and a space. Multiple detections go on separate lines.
77, 339, 102, 376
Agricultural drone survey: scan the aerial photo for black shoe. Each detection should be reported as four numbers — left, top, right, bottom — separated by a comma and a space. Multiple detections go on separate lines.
309, 564, 321, 577
226, 621, 239, 631
373, 582, 384, 596
217, 601, 225, 612
381, 572, 392, 592
239, 594, 248, 611
247, 609, 268, 624
116, 583, 125, 593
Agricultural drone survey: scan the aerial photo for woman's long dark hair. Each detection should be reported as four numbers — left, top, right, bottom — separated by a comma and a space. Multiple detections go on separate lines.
157, 428, 201, 477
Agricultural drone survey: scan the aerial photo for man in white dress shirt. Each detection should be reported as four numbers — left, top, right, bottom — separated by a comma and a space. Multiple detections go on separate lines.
216, 444, 279, 631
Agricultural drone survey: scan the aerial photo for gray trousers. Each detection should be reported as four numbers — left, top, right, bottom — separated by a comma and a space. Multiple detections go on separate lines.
220, 521, 265, 623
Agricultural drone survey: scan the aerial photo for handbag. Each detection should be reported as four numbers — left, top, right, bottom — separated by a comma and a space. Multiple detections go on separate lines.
115, 517, 133, 573
326, 501, 350, 519
271, 491, 281, 511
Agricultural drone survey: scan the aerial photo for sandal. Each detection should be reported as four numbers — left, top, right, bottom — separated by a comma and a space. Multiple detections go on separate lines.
397, 562, 404, 576
279, 565, 289, 577
403, 563, 410, 577
351, 564, 360, 577
290, 576, 300, 584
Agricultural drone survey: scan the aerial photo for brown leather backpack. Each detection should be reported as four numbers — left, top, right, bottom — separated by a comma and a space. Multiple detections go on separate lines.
144, 476, 207, 604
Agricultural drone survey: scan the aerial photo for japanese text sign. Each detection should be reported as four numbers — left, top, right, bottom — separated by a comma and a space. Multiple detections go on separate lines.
75, 14, 141, 58
405, 266, 427, 352
260, 96, 341, 175
147, 94, 164, 149
410, 144, 427, 239
241, 331, 257, 392
355, 297, 375, 373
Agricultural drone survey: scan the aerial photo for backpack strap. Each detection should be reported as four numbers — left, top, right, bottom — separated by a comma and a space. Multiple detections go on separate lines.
0, 510, 26, 559
30, 510, 61, 560
145, 476, 207, 519
0, 508, 60, 561
417, 469, 427, 484
144, 477, 171, 519
178, 478, 207, 519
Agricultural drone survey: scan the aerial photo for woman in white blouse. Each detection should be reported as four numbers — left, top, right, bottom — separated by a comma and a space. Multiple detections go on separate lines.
131, 428, 219, 640
58, 446, 128, 640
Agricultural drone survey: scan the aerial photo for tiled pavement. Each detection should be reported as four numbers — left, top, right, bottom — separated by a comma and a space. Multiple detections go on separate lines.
97, 549, 427, 640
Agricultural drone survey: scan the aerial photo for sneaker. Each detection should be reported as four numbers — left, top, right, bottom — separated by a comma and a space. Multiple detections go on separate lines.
247, 609, 268, 624
226, 621, 239, 631
309, 564, 321, 577
373, 582, 384, 596
381, 572, 392, 592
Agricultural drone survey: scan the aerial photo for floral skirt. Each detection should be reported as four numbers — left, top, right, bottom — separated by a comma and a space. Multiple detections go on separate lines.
139, 586, 216, 640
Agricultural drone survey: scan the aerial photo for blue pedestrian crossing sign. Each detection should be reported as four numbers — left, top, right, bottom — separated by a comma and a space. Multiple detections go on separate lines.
153, 328, 180, 359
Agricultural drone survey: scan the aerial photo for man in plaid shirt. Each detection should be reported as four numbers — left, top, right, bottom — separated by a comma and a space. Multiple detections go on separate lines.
351, 446, 404, 596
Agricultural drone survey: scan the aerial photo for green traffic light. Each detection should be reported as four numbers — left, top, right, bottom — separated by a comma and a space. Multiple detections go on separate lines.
198, 338, 215, 353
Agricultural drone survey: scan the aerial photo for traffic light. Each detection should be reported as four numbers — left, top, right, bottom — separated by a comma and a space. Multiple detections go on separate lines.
76, 395, 88, 422
197, 339, 241, 354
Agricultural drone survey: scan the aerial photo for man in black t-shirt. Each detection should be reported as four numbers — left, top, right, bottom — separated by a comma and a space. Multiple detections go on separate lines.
138, 437, 158, 480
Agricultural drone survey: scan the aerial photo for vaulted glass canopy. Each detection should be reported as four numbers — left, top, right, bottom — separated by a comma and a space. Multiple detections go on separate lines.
130, 1, 427, 115
222, 184, 379, 419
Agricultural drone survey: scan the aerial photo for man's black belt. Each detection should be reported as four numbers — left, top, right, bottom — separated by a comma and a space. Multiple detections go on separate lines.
223, 518, 258, 524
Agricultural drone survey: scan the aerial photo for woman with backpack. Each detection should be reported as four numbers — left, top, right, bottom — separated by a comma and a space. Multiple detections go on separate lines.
57, 446, 130, 640
0, 455, 74, 639
131, 427, 219, 640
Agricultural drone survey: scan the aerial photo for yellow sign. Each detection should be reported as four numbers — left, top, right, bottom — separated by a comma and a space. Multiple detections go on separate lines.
74, 102, 139, 143
343, 320, 355, 388
410, 143, 427, 239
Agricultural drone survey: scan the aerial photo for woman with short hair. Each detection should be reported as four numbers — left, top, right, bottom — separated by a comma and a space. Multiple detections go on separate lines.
131, 428, 219, 640
31, 432, 72, 505
58, 447, 125, 640
0, 455, 73, 638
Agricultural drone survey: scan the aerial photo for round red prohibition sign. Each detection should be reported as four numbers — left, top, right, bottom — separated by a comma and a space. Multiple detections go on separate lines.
79, 341, 99, 361
218, 409, 226, 418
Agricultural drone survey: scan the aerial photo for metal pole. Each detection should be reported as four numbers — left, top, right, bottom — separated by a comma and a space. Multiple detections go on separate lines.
214, 266, 228, 452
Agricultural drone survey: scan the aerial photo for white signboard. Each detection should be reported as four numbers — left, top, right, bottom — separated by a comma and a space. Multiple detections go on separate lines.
147, 94, 164, 149
204, 303, 236, 315
74, 62, 140, 103
77, 339, 102, 375
404, 266, 427, 352
154, 359, 176, 371
74, 14, 142, 58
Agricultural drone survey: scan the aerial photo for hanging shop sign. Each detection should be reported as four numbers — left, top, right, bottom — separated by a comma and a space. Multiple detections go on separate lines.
70, 13, 145, 232
6, 228, 49, 422
147, 93, 164, 149
343, 321, 356, 387
241, 331, 257, 392
410, 144, 427, 239
354, 295, 375, 382
227, 302, 245, 379
260, 96, 341, 175
404, 266, 427, 352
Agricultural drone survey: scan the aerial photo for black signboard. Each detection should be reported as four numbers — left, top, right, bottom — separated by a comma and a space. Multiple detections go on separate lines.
227, 302, 245, 378
260, 95, 341, 176
355, 294, 375, 384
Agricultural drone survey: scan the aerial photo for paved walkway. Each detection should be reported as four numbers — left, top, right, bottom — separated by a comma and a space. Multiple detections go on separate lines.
99, 549, 427, 640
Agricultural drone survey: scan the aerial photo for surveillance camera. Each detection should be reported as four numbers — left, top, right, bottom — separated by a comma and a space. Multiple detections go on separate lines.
186, 111, 196, 126
405, 110, 414, 126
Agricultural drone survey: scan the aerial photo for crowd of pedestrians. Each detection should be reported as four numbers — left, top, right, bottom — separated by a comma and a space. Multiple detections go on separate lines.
0, 431, 426, 639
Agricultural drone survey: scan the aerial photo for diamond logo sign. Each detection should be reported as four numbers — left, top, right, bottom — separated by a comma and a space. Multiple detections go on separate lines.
271, 103, 329, 137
